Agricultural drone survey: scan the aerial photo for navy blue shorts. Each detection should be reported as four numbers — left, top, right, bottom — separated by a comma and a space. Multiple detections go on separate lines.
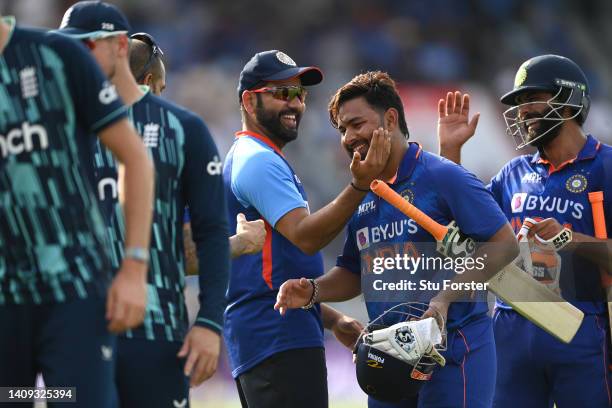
115, 337, 189, 408
493, 308, 611, 408
0, 296, 116, 408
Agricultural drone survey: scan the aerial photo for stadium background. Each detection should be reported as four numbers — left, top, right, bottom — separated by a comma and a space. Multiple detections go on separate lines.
5, 0, 611, 406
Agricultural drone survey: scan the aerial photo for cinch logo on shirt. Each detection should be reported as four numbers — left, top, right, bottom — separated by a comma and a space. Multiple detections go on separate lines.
521, 172, 542, 183
357, 200, 376, 217
0, 122, 49, 158
98, 81, 118, 105
356, 219, 419, 250
206, 155, 222, 176
511, 193, 584, 219
98, 177, 118, 201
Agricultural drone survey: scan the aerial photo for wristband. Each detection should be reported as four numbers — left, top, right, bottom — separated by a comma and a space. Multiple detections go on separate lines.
301, 279, 319, 310
124, 247, 150, 263
350, 181, 370, 193
535, 228, 573, 250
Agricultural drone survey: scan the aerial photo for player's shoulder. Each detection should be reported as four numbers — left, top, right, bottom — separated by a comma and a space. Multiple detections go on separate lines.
495, 154, 532, 179
150, 94, 206, 128
231, 137, 286, 178
595, 139, 612, 156
419, 150, 476, 183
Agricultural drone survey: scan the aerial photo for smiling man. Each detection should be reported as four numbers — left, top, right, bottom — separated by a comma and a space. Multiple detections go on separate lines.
224, 51, 391, 407
438, 54, 612, 407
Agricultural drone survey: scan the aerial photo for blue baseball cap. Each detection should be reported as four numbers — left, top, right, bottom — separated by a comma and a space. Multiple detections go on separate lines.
237, 50, 323, 100
57, 1, 131, 39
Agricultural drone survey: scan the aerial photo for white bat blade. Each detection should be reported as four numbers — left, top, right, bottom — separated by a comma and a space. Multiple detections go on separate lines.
487, 263, 584, 344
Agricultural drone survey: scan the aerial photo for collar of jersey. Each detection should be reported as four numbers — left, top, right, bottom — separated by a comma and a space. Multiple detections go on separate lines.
390, 142, 422, 185
0, 16, 16, 53
235, 130, 285, 157
531, 134, 601, 173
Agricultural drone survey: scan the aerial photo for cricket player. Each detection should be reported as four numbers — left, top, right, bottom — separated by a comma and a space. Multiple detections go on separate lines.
225, 51, 385, 407
58, 2, 229, 406
127, 32, 266, 272
438, 54, 611, 407
274, 71, 519, 408
0, 11, 154, 408
129, 32, 165, 96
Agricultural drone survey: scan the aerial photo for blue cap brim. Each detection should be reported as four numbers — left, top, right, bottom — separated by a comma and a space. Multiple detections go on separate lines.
264, 66, 323, 86
53, 27, 128, 40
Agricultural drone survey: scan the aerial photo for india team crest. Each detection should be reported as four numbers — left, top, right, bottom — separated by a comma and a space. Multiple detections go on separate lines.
400, 189, 414, 204
565, 174, 587, 193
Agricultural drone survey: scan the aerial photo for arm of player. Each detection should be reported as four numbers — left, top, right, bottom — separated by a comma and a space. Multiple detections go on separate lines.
183, 213, 266, 275
437, 91, 480, 165
229, 213, 266, 257
320, 304, 364, 350
274, 266, 361, 314
99, 118, 154, 333
527, 218, 611, 272
275, 128, 391, 255
178, 117, 230, 387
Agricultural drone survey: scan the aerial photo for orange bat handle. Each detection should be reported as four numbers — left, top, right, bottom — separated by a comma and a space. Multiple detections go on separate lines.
588, 191, 608, 239
588, 191, 610, 288
370, 179, 448, 241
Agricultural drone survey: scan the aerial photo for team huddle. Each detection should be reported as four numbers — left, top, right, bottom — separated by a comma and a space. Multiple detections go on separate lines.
0, 1, 610, 408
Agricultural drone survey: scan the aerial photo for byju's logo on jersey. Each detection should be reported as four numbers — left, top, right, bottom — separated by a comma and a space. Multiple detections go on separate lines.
357, 200, 376, 217
511, 193, 584, 219
0, 122, 49, 158
20, 67, 38, 99
98, 81, 118, 105
355, 220, 419, 250
521, 172, 542, 184
565, 174, 588, 193
206, 155, 222, 176
143, 123, 160, 148
356, 227, 370, 250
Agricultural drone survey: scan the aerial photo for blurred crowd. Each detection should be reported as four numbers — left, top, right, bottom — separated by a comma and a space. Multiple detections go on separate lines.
6, 0, 612, 299
7, 0, 612, 405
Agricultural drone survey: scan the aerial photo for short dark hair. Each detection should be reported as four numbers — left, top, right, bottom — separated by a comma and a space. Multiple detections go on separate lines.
328, 71, 409, 138
129, 38, 164, 82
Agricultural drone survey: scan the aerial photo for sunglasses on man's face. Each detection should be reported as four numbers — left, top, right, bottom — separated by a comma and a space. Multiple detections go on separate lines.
250, 86, 307, 103
130, 32, 164, 82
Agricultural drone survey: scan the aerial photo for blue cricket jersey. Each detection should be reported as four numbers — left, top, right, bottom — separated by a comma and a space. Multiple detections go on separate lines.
0, 18, 127, 305
93, 88, 229, 342
489, 134, 611, 315
337, 143, 508, 330
224, 130, 324, 378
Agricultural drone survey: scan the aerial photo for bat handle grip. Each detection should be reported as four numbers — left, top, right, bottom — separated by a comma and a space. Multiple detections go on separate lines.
588, 191, 607, 239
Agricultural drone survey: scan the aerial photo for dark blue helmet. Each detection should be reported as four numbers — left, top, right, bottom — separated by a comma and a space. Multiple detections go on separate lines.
501, 54, 590, 125
501, 55, 591, 149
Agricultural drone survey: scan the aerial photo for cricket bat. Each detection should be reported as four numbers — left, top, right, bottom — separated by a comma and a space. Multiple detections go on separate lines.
588, 191, 611, 345
370, 179, 584, 343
